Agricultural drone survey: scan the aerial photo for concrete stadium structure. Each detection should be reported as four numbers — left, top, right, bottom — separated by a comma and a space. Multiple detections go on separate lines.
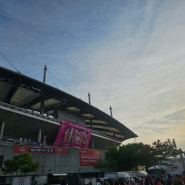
0, 66, 137, 185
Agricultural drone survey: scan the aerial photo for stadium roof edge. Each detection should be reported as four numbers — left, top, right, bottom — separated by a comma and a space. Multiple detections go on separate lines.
0, 66, 138, 142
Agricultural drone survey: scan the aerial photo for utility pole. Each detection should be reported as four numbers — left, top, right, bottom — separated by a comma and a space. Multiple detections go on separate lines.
109, 106, 113, 117
88, 92, 91, 105
43, 65, 47, 83
40, 65, 47, 114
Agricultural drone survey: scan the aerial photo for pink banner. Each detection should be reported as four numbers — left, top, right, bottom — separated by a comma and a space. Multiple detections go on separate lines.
54, 119, 92, 148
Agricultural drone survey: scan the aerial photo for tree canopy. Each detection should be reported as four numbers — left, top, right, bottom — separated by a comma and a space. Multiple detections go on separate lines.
2, 153, 39, 176
152, 139, 182, 165
2, 153, 39, 185
95, 139, 183, 172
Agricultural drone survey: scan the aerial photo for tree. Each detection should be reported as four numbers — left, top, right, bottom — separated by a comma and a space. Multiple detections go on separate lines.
117, 143, 155, 170
95, 139, 183, 172
94, 146, 118, 171
152, 139, 183, 166
95, 142, 155, 171
2, 153, 39, 185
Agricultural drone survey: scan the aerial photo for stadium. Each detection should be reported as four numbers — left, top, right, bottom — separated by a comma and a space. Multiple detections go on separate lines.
0, 66, 137, 185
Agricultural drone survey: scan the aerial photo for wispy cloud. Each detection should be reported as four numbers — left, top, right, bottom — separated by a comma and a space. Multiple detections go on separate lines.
1, 0, 185, 150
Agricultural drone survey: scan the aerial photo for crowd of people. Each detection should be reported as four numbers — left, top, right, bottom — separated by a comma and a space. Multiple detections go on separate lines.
97, 177, 133, 185
143, 174, 185, 185
96, 174, 185, 185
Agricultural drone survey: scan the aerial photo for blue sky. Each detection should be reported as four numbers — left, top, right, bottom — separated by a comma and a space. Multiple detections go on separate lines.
1, 0, 185, 150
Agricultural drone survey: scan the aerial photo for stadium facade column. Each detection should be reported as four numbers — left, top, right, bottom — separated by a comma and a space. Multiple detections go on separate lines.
0, 121, 5, 140
88, 92, 94, 149
38, 128, 42, 143
54, 108, 59, 119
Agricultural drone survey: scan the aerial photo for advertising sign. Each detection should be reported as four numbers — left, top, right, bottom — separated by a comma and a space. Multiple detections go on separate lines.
13, 146, 67, 154
80, 149, 100, 166
54, 119, 92, 148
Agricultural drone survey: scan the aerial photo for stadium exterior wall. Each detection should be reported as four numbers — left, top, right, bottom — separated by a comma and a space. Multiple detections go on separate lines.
0, 145, 105, 181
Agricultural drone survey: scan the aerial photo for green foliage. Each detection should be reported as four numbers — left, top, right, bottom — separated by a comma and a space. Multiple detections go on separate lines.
95, 139, 182, 172
105, 147, 119, 171
152, 139, 182, 165
94, 147, 118, 171
116, 143, 155, 170
97, 143, 155, 171
2, 153, 39, 176
2, 159, 18, 175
